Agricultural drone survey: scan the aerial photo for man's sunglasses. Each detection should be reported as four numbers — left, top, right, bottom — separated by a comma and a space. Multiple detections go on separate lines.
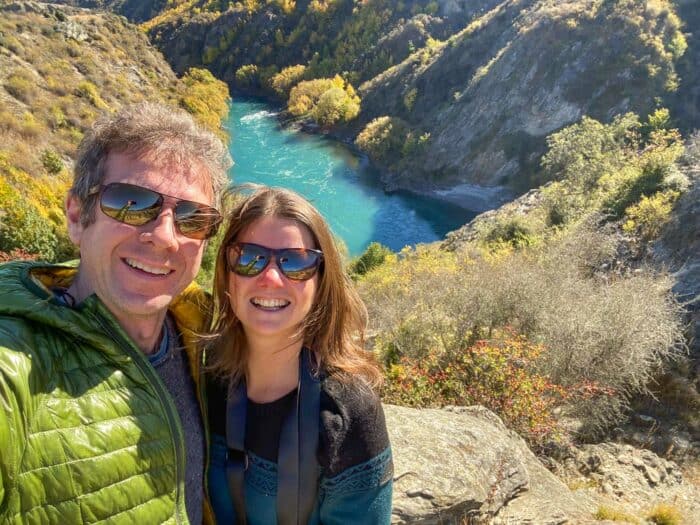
89, 182, 222, 240
227, 242, 323, 281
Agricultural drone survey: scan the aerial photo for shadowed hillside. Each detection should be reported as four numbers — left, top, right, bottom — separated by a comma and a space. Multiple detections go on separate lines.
90, 0, 691, 197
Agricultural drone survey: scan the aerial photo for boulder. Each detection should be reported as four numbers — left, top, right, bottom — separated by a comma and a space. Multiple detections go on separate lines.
385, 405, 595, 523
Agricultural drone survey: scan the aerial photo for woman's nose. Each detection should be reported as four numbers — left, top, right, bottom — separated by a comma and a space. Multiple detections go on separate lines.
257, 260, 285, 286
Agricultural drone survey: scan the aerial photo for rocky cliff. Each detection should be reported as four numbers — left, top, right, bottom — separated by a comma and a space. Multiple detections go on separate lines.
123, 0, 690, 199
386, 404, 699, 523
359, 0, 685, 191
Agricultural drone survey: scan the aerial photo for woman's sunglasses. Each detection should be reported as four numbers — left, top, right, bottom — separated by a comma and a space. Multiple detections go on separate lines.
89, 182, 222, 240
227, 242, 323, 281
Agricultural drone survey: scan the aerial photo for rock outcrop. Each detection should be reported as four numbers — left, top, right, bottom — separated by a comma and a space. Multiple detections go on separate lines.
385, 404, 595, 523
386, 404, 700, 523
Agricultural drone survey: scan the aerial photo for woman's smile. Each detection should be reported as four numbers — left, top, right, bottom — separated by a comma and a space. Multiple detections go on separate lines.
250, 297, 291, 310
229, 216, 318, 344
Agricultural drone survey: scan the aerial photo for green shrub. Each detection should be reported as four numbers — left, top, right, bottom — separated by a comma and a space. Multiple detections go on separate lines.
541, 181, 588, 227
349, 242, 392, 277
540, 114, 639, 190
40, 149, 64, 174
602, 133, 682, 218
0, 197, 59, 261
483, 216, 539, 250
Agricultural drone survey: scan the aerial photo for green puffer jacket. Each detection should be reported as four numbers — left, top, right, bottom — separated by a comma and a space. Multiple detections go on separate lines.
0, 260, 214, 524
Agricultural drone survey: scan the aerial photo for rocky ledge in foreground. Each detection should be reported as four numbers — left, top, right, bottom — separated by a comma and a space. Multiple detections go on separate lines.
385, 405, 699, 524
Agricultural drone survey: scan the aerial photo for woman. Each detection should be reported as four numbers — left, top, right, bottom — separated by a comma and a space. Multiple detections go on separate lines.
206, 186, 393, 524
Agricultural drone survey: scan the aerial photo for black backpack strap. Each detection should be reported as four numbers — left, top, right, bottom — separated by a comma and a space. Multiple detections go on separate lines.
226, 349, 321, 525
226, 379, 248, 524
277, 348, 321, 525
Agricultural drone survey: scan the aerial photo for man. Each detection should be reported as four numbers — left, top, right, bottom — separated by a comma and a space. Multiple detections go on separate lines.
0, 103, 232, 524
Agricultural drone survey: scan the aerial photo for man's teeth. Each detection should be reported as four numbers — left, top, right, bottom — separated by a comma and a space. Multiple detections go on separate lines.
252, 298, 290, 308
125, 258, 170, 276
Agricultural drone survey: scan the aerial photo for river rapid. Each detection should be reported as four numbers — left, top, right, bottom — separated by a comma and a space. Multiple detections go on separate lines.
227, 99, 479, 256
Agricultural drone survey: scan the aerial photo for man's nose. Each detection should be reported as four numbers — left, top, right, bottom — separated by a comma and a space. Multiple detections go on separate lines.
142, 209, 179, 250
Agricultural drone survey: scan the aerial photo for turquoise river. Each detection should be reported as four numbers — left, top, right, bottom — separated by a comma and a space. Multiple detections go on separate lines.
227, 99, 477, 256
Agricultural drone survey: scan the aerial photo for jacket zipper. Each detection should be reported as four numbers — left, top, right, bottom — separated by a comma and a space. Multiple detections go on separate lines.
91, 313, 188, 525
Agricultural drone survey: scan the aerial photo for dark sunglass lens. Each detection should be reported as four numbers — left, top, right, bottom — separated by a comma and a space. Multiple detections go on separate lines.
231, 244, 270, 276
279, 249, 320, 280
100, 184, 161, 225
174, 201, 221, 240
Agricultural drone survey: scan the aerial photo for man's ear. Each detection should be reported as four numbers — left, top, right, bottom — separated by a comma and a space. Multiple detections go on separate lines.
65, 193, 84, 247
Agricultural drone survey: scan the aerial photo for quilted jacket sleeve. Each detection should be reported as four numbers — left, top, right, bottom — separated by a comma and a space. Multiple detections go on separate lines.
0, 326, 36, 515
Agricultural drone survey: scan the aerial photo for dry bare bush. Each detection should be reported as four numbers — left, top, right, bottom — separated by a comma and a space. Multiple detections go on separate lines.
359, 220, 686, 437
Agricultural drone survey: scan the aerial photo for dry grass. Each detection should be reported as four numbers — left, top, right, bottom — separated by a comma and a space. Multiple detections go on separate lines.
594, 505, 640, 523
646, 503, 683, 525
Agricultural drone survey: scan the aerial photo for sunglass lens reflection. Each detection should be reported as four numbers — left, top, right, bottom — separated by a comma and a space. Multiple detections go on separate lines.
174, 202, 220, 238
230, 244, 321, 280
279, 250, 320, 280
100, 184, 161, 225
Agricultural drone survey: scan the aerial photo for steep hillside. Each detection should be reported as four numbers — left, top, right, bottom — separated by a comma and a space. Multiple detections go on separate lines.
45, 0, 170, 22
670, 0, 700, 131
359, 0, 686, 190
136, 0, 688, 197
0, 1, 229, 261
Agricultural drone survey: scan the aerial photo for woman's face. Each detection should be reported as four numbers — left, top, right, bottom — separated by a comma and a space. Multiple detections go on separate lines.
228, 216, 319, 344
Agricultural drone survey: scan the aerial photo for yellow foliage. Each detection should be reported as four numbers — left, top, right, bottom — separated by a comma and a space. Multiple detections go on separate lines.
75, 81, 108, 109
179, 68, 230, 138
275, 0, 296, 14
623, 190, 679, 240
0, 156, 70, 222
287, 76, 360, 125
141, 0, 199, 32
270, 64, 307, 98
358, 245, 460, 294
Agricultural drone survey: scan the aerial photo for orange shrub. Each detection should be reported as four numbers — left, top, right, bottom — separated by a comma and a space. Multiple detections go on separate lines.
383, 333, 572, 447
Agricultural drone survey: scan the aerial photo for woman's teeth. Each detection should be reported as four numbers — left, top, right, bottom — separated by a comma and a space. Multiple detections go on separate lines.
251, 297, 290, 309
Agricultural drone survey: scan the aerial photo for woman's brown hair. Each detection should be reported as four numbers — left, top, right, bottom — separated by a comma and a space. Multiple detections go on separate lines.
207, 185, 383, 390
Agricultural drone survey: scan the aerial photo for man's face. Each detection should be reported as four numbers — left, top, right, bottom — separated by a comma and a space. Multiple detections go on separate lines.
66, 151, 213, 326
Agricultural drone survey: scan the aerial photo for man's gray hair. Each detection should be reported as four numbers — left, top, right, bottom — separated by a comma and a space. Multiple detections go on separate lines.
72, 102, 233, 226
